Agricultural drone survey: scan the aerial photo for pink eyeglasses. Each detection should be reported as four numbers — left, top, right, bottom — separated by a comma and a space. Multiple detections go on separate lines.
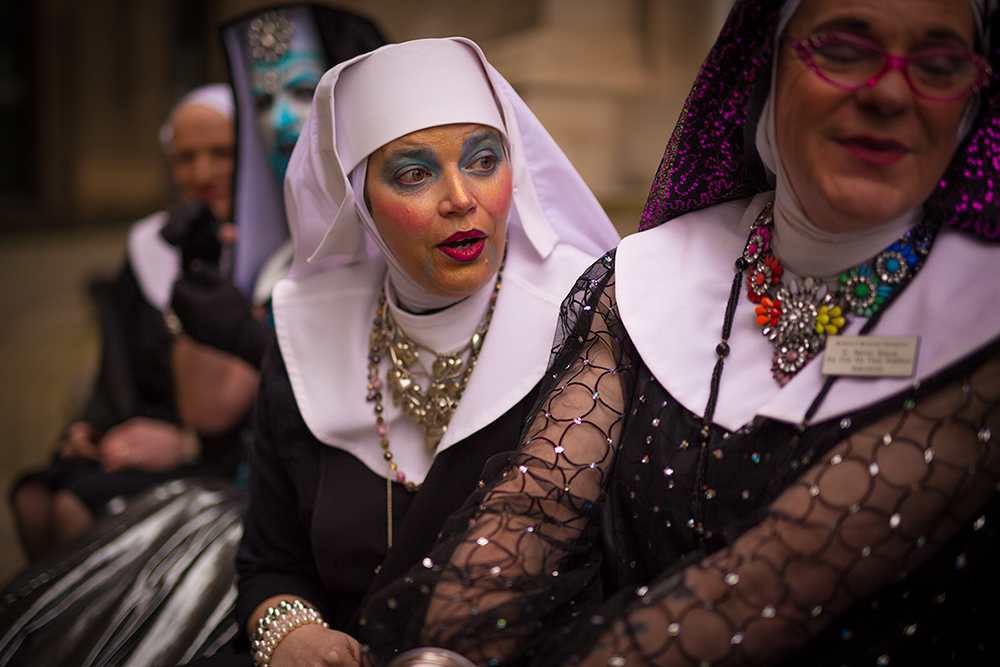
787, 31, 992, 102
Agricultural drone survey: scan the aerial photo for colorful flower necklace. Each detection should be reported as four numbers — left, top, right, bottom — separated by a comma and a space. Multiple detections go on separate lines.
741, 200, 935, 385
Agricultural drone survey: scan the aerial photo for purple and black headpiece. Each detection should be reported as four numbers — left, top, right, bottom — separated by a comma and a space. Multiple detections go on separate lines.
640, 0, 1000, 242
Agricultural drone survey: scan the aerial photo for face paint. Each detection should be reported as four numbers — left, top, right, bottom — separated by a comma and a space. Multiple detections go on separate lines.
365, 123, 511, 299
251, 50, 325, 178
246, 11, 327, 179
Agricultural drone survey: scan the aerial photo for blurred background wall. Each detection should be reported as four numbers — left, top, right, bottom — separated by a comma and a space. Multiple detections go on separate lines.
0, 0, 733, 579
0, 0, 734, 231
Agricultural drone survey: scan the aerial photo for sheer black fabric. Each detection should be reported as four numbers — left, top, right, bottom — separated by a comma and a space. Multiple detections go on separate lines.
359, 252, 1000, 666
236, 344, 542, 637
12, 261, 245, 514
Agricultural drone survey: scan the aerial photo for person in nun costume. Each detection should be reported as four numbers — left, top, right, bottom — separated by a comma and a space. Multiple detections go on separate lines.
357, 0, 1000, 666
1, 8, 387, 666
231, 37, 619, 667
8, 83, 254, 563
170, 5, 386, 369
0, 84, 258, 667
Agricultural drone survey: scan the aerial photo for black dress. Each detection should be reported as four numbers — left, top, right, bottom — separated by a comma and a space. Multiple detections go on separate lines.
1, 257, 251, 667
11, 258, 245, 514
219, 343, 539, 664
360, 251, 1000, 666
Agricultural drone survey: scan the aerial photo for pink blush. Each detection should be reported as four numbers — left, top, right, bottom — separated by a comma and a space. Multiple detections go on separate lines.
477, 169, 513, 221
374, 199, 427, 233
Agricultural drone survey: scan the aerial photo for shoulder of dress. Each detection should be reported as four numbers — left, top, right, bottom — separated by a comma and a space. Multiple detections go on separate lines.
272, 256, 386, 307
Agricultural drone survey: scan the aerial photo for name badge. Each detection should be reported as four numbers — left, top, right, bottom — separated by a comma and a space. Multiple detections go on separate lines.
821, 336, 920, 378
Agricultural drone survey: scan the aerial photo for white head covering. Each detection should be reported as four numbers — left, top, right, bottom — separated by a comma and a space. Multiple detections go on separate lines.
158, 83, 235, 156
131, 84, 235, 312
274, 37, 619, 482
284, 38, 619, 284
336, 40, 506, 311
754, 0, 990, 280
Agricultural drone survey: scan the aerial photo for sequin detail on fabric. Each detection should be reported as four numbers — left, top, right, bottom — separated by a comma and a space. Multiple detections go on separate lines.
640, 0, 780, 230
359, 252, 1000, 667
640, 0, 1000, 241
739, 201, 936, 384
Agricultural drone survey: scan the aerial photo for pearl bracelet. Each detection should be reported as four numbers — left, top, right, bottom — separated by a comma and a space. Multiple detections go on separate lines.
251, 599, 328, 667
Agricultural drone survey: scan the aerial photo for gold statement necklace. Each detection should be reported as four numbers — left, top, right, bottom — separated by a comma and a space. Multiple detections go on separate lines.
365, 260, 504, 547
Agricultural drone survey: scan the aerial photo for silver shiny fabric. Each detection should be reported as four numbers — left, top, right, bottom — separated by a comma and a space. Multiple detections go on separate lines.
388, 648, 478, 667
0, 478, 246, 667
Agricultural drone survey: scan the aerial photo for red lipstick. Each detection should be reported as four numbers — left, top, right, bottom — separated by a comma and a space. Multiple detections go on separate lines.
438, 230, 486, 262
837, 135, 910, 167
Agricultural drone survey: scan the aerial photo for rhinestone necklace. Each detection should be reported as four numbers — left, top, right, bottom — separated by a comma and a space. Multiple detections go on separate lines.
687, 199, 938, 542
742, 200, 935, 385
365, 260, 503, 547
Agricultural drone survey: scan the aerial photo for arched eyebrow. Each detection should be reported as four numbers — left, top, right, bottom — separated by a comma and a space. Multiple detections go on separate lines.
462, 129, 503, 152
384, 146, 437, 163
807, 17, 973, 50
809, 17, 870, 34
921, 27, 975, 49
376, 146, 440, 183
278, 52, 326, 69
285, 70, 322, 88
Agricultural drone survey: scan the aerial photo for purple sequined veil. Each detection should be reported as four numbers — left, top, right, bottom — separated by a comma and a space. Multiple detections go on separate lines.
641, 0, 1000, 241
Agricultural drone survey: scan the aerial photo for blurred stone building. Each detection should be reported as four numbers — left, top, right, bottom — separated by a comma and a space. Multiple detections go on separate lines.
0, 0, 733, 232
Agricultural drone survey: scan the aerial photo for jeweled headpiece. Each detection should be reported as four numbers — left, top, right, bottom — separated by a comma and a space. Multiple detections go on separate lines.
248, 11, 293, 64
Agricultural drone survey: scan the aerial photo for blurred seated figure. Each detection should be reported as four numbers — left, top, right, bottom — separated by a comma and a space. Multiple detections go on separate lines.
171, 4, 387, 368
0, 8, 388, 667
8, 83, 257, 562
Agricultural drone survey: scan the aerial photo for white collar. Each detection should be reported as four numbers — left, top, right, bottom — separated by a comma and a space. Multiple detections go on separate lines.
616, 193, 1000, 430
384, 272, 496, 354
252, 239, 294, 307
272, 226, 598, 483
127, 211, 178, 313
283, 38, 619, 281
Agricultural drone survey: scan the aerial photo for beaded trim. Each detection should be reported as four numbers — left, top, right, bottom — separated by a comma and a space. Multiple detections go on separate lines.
251, 599, 328, 667
365, 259, 504, 548
247, 11, 293, 65
367, 261, 503, 456
740, 201, 935, 384
694, 199, 936, 540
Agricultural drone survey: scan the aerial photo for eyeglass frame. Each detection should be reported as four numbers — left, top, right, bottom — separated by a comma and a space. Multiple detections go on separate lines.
786, 31, 993, 102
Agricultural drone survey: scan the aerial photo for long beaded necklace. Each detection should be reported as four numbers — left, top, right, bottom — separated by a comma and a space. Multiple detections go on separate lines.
365, 261, 504, 547
743, 201, 934, 385
688, 199, 938, 540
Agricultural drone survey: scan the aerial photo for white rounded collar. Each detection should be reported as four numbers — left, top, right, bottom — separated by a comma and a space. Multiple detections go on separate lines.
272, 227, 599, 483
127, 211, 178, 313
616, 193, 1000, 430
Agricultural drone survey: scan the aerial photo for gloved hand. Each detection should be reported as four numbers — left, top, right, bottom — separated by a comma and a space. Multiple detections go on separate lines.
160, 202, 222, 271
171, 265, 274, 369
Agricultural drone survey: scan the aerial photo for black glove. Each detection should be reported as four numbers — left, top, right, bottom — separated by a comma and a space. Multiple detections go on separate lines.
170, 265, 274, 369
160, 202, 222, 271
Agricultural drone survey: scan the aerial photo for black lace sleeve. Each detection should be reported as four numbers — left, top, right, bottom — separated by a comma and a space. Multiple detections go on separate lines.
543, 347, 1000, 667
359, 252, 636, 663
360, 251, 1000, 667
